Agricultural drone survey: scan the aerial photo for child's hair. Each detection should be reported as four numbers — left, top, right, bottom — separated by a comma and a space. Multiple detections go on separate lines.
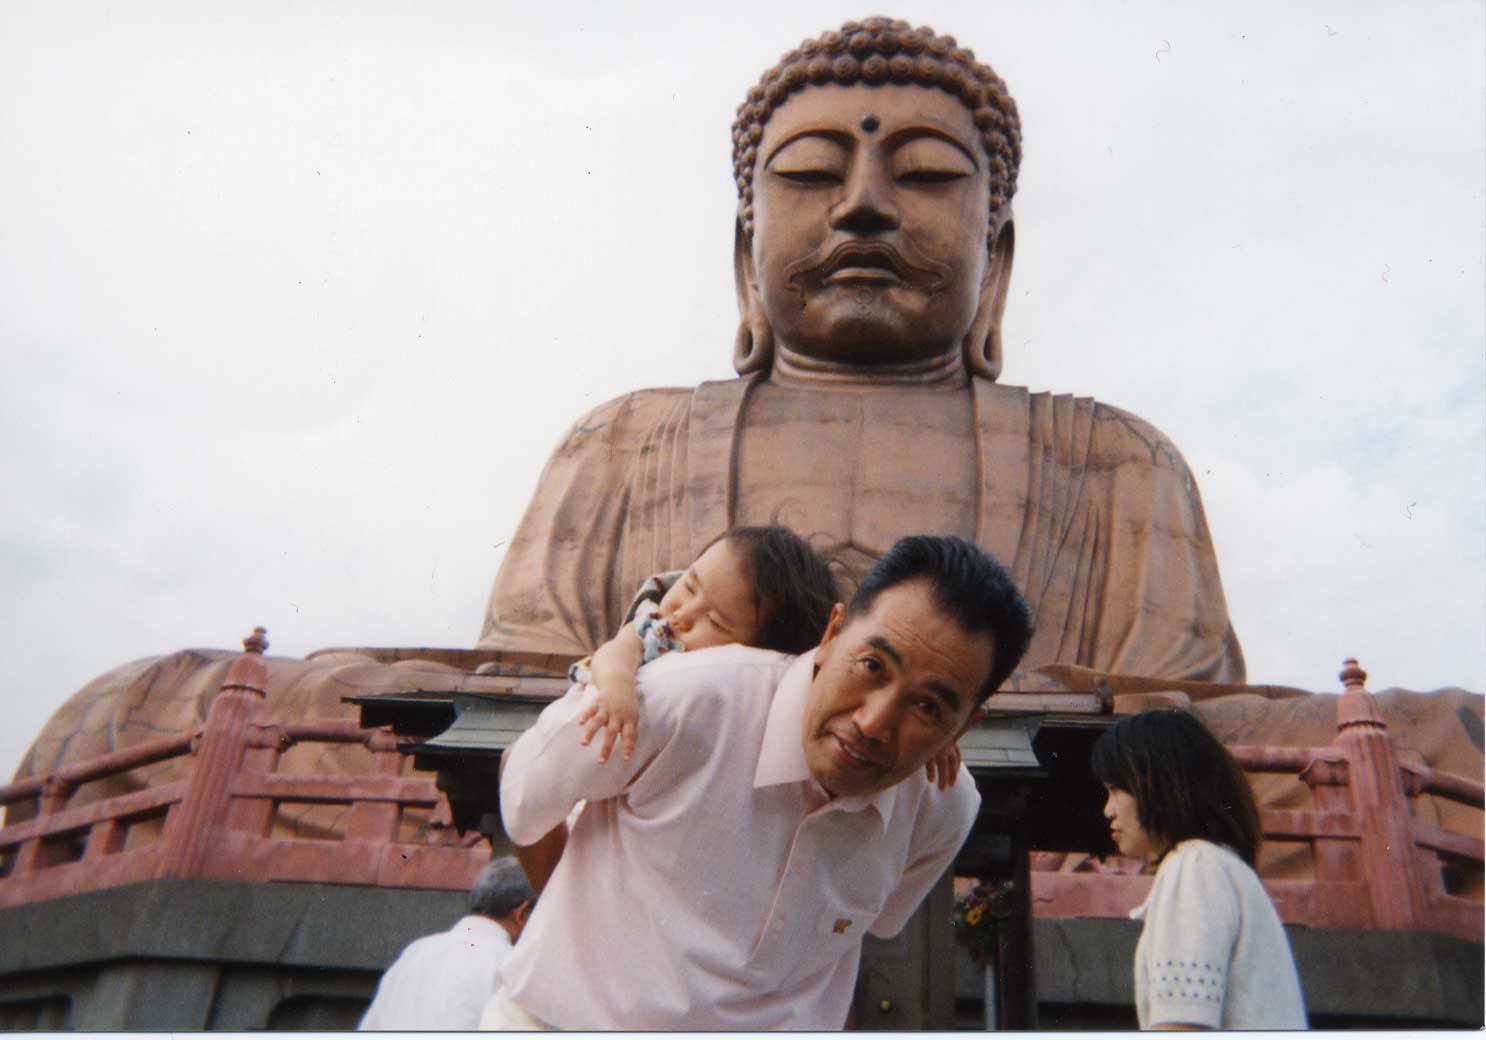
711, 525, 840, 655
1090, 709, 1263, 866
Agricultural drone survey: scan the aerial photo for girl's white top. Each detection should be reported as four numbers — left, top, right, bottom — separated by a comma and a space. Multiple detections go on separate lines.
1130, 838, 1307, 1029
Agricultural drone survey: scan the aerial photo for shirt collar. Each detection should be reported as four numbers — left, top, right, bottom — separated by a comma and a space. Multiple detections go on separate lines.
754, 650, 899, 831
457, 914, 514, 947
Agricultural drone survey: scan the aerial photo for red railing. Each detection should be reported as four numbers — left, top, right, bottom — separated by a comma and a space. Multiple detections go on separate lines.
0, 629, 487, 911
5, 637, 1479, 946
1031, 659, 1483, 942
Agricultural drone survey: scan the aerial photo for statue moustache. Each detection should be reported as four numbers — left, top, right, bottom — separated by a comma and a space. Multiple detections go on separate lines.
783, 237, 952, 307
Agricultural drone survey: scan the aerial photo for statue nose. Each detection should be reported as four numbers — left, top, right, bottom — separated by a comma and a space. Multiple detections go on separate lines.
831, 163, 899, 234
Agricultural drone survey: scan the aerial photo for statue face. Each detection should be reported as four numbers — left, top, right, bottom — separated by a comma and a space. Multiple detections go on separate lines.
749, 83, 993, 366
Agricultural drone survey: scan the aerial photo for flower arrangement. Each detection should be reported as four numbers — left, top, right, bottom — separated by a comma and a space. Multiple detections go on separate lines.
952, 879, 1017, 964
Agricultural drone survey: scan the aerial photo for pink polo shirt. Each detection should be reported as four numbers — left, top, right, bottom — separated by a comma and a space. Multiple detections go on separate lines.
497, 644, 980, 1030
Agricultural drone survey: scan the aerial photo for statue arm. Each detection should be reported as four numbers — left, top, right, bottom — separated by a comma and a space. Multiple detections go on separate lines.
479, 389, 694, 657
1078, 406, 1245, 683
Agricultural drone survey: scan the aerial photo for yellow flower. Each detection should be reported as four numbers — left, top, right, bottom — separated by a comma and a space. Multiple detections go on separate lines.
965, 904, 985, 927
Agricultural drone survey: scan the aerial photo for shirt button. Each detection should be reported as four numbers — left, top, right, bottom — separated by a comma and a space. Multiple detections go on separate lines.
773, 919, 784, 931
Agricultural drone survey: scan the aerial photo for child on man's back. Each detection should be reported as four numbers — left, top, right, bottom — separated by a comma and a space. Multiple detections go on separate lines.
573, 525, 837, 762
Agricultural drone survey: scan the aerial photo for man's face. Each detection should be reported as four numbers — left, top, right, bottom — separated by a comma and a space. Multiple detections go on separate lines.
749, 82, 992, 366
802, 580, 994, 799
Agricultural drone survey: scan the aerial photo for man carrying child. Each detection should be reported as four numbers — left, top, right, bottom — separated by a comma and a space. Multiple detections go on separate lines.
484, 534, 1033, 1029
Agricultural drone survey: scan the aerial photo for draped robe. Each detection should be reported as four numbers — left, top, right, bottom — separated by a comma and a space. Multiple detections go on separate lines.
479, 375, 1245, 689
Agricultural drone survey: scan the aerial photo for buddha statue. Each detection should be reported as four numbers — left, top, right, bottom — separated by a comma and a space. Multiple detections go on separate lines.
14, 17, 1246, 798
477, 18, 1245, 690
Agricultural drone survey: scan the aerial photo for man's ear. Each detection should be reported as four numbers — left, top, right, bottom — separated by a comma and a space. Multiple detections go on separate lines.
962, 212, 1015, 381
812, 603, 847, 678
512, 899, 533, 929
733, 216, 775, 375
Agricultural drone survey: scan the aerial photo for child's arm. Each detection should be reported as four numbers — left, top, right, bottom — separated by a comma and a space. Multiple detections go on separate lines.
924, 742, 961, 791
573, 624, 646, 763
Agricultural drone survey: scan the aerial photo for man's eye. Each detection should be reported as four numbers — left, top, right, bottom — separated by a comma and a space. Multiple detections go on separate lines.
857, 656, 883, 674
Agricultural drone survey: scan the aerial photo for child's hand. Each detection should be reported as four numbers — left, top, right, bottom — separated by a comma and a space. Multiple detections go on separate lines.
574, 682, 640, 763
925, 742, 961, 791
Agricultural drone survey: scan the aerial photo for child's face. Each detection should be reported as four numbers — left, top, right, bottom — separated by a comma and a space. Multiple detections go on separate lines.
658, 538, 761, 651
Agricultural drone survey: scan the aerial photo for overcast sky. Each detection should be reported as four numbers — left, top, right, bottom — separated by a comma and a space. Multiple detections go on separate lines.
3, 0, 1482, 781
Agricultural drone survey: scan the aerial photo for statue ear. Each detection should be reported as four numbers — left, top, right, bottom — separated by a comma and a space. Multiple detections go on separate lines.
733, 217, 775, 375
963, 213, 1015, 382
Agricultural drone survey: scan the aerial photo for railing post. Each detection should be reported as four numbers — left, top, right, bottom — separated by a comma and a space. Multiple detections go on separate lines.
226, 722, 286, 836
8, 777, 74, 877
156, 628, 270, 880
1333, 658, 1426, 928
1297, 750, 1360, 884
345, 729, 403, 844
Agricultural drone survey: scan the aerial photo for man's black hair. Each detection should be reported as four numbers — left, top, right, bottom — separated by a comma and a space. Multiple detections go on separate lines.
846, 534, 1032, 705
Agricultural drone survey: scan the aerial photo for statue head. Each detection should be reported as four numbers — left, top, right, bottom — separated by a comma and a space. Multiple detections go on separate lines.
731, 18, 1022, 381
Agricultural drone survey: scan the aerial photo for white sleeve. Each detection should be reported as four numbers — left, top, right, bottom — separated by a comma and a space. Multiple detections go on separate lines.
498, 681, 674, 845
1139, 843, 1239, 1029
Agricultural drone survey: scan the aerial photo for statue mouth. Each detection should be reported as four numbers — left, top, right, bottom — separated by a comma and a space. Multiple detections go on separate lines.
820, 242, 906, 282
784, 238, 950, 306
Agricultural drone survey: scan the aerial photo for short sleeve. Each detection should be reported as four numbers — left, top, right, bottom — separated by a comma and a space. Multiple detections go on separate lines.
1139, 843, 1240, 1028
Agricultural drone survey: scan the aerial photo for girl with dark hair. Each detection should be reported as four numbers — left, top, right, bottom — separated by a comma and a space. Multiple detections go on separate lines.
1091, 709, 1306, 1030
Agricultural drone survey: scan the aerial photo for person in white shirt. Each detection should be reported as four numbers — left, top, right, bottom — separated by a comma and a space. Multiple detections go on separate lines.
357, 855, 533, 1031
1093, 709, 1307, 1030
483, 534, 1035, 1030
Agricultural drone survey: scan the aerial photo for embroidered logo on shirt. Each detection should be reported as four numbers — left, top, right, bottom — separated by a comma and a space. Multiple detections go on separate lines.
832, 918, 852, 934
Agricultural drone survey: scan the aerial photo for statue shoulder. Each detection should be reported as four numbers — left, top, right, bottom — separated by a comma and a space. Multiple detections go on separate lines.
561, 385, 696, 437
549, 377, 754, 459
1003, 383, 1188, 471
1084, 397, 1193, 475
541, 385, 706, 464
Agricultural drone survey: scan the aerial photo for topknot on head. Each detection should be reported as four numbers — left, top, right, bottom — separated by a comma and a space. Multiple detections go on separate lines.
730, 16, 1022, 242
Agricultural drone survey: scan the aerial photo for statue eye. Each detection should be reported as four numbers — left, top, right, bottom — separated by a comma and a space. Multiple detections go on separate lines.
774, 168, 842, 185
891, 137, 975, 184
767, 136, 848, 185
897, 168, 967, 184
